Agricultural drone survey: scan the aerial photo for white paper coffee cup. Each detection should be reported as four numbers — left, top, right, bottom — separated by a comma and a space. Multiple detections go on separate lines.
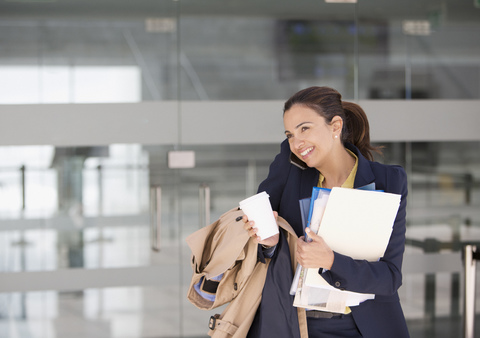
239, 191, 279, 240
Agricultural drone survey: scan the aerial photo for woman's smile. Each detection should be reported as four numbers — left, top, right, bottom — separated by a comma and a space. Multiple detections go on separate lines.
300, 146, 314, 157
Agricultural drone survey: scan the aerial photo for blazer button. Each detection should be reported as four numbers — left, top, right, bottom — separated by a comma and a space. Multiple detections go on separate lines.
335, 281, 341, 288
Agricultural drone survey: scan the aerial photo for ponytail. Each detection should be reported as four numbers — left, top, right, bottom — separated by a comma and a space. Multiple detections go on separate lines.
341, 101, 382, 161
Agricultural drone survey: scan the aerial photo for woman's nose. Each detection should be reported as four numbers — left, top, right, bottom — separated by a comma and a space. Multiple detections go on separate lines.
292, 137, 304, 149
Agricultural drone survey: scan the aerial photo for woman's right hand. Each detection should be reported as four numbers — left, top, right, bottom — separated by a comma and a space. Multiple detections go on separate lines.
242, 212, 280, 248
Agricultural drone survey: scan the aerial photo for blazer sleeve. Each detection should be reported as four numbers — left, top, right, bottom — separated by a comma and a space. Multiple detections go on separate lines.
322, 165, 408, 297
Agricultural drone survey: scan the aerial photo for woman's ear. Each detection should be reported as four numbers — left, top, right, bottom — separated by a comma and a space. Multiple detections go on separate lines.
331, 116, 343, 135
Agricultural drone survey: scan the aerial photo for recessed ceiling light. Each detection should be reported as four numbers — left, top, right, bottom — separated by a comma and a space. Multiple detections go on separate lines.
6, 0, 57, 2
325, 0, 357, 3
403, 20, 431, 36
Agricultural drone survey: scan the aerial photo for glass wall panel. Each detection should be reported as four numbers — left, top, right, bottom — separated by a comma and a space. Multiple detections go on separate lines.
0, 142, 281, 337
358, 0, 480, 99
0, 2, 178, 103
405, 23, 480, 99
376, 141, 480, 337
179, 3, 357, 100
2, 1, 479, 102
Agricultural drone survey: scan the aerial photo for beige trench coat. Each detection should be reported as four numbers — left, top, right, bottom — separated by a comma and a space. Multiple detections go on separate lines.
186, 207, 308, 338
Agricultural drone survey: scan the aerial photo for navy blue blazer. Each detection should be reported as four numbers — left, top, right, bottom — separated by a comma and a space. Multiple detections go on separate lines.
257, 140, 410, 338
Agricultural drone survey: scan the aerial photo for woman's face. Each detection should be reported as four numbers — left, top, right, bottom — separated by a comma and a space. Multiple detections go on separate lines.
284, 104, 337, 171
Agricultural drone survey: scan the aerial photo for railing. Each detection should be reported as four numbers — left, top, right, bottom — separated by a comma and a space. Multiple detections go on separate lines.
199, 183, 211, 228
150, 185, 162, 252
463, 245, 480, 338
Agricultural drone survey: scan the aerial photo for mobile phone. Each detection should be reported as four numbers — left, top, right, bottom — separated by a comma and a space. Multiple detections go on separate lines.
289, 152, 308, 170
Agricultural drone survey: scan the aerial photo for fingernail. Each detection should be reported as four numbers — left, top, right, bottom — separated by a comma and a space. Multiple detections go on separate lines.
306, 228, 311, 233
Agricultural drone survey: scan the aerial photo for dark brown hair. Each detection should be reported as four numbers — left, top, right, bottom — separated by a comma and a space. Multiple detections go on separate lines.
283, 86, 381, 161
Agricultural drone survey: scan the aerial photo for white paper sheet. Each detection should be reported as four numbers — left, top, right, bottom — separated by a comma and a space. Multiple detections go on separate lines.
316, 187, 401, 262
304, 270, 375, 306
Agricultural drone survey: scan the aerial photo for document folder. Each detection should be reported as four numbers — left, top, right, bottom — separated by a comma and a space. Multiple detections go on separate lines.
292, 186, 401, 312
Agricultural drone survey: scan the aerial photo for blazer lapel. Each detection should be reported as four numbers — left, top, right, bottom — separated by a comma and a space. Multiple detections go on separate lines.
345, 143, 376, 189
299, 167, 319, 199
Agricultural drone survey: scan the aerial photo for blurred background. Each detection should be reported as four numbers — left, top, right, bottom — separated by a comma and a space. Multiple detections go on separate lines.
0, 0, 479, 337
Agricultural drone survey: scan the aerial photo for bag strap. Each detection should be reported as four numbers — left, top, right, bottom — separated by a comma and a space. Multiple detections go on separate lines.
208, 314, 238, 336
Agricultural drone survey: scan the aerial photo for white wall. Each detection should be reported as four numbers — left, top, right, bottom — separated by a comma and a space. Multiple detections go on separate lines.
0, 100, 479, 146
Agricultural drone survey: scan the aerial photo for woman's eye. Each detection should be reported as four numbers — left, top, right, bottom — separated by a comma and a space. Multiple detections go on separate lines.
286, 134, 292, 139
301, 126, 309, 132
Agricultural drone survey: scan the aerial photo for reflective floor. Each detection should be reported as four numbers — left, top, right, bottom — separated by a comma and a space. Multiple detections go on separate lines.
1, 284, 480, 338
1, 226, 480, 338
1, 289, 197, 338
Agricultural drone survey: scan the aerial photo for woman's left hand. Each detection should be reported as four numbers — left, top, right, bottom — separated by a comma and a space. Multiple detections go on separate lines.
296, 228, 334, 270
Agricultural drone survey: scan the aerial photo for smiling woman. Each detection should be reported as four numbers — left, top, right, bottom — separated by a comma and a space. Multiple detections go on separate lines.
242, 86, 410, 337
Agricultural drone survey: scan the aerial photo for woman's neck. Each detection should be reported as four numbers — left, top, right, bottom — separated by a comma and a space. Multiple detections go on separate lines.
318, 147, 356, 189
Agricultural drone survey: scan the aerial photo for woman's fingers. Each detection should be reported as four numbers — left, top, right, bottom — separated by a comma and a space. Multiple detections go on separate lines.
242, 215, 259, 239
296, 231, 334, 270
243, 212, 280, 247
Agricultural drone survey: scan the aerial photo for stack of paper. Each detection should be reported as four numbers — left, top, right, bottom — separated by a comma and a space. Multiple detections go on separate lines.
292, 186, 401, 312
